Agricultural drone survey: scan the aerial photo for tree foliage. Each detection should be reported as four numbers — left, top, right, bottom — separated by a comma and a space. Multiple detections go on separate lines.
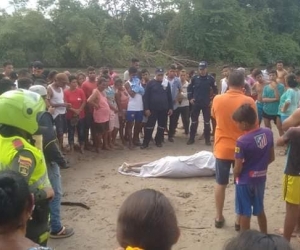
0, 0, 299, 67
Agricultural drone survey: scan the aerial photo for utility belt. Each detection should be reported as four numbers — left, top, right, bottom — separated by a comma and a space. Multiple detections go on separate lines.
26, 199, 50, 247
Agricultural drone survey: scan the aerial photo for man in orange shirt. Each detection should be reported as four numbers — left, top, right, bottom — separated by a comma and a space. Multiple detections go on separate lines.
211, 70, 257, 229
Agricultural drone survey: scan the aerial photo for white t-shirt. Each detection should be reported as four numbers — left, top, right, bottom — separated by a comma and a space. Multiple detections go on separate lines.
221, 78, 228, 94
123, 70, 129, 81
127, 81, 143, 111
178, 81, 190, 107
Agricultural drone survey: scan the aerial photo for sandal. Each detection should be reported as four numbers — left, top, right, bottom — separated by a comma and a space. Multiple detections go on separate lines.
50, 226, 74, 239
215, 218, 225, 229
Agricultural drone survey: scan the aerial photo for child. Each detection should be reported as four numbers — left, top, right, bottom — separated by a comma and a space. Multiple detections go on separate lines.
232, 104, 274, 233
116, 189, 180, 250
278, 74, 300, 124
124, 67, 145, 149
140, 69, 150, 137
105, 77, 119, 148
277, 126, 300, 242
115, 78, 129, 145
224, 230, 292, 250
87, 77, 110, 152
262, 70, 285, 136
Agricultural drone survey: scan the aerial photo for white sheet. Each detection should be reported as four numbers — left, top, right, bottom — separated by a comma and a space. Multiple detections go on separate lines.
118, 151, 216, 178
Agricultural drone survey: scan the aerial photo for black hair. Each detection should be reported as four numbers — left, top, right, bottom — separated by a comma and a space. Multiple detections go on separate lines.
117, 189, 179, 250
131, 58, 139, 63
228, 70, 245, 87
3, 61, 12, 68
177, 65, 184, 71
18, 69, 30, 79
141, 69, 149, 74
287, 73, 298, 88
48, 70, 58, 82
169, 64, 177, 70
102, 68, 109, 76
268, 69, 277, 76
276, 60, 284, 65
97, 77, 108, 85
210, 73, 216, 79
232, 104, 257, 125
189, 70, 195, 79
252, 69, 262, 78
0, 170, 33, 229
69, 75, 77, 83
87, 66, 95, 72
0, 79, 15, 95
128, 67, 138, 75
9, 71, 18, 81
114, 78, 123, 85
224, 230, 292, 250
295, 70, 300, 77
18, 78, 33, 90
32, 61, 43, 69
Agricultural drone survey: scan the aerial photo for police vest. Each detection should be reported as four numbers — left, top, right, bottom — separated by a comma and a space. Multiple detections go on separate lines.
0, 135, 50, 191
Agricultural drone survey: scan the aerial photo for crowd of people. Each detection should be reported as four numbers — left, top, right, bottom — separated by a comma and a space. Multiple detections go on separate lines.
1, 58, 300, 250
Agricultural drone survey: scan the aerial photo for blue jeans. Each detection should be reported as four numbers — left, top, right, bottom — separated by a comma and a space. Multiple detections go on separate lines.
67, 118, 85, 145
47, 162, 63, 233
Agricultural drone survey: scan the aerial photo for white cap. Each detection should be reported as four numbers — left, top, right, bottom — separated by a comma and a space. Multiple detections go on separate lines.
29, 85, 47, 96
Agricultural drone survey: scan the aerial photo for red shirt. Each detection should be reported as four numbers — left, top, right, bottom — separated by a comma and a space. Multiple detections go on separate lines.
82, 80, 97, 113
64, 88, 86, 119
82, 80, 97, 99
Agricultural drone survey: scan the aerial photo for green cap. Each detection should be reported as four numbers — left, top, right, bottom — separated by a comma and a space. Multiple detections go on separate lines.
0, 89, 46, 135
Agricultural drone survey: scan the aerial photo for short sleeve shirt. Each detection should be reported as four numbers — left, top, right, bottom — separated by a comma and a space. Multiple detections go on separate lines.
235, 128, 273, 185
262, 83, 285, 115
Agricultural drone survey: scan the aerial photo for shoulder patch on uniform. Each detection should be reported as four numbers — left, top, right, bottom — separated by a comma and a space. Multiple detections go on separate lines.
12, 139, 24, 151
235, 147, 240, 153
18, 155, 32, 177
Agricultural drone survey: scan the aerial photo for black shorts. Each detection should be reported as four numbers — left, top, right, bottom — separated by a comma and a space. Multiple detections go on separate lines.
94, 121, 109, 134
54, 114, 67, 136
262, 111, 280, 124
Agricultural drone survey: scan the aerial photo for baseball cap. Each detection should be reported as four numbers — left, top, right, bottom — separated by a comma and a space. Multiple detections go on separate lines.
32, 61, 44, 69
199, 61, 208, 69
29, 85, 47, 97
155, 68, 164, 74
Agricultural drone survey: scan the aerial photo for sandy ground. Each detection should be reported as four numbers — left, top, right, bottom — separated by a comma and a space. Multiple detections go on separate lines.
48, 120, 300, 250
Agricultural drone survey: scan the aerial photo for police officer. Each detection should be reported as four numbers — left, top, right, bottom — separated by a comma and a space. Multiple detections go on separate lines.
0, 89, 54, 246
187, 61, 218, 146
141, 68, 173, 149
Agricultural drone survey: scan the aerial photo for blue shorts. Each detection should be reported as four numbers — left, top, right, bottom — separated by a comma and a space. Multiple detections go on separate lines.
126, 110, 143, 122
235, 182, 265, 218
215, 159, 234, 185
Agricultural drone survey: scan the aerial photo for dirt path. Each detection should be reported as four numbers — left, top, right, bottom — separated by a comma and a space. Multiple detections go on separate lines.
48, 125, 300, 250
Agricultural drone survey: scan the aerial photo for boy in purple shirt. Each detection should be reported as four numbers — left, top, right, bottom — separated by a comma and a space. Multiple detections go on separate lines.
232, 104, 275, 233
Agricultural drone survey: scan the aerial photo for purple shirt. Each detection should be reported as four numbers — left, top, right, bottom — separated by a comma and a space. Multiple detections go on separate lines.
235, 128, 273, 185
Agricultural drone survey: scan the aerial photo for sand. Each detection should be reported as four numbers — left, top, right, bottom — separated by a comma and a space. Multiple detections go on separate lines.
48, 122, 300, 250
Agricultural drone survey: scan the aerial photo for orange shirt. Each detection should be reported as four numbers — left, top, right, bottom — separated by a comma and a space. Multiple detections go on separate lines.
211, 89, 257, 160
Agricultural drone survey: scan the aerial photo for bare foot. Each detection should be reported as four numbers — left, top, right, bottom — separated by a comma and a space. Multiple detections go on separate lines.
274, 228, 298, 237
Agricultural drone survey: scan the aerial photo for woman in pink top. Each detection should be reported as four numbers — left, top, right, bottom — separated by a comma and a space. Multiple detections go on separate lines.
87, 77, 110, 152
